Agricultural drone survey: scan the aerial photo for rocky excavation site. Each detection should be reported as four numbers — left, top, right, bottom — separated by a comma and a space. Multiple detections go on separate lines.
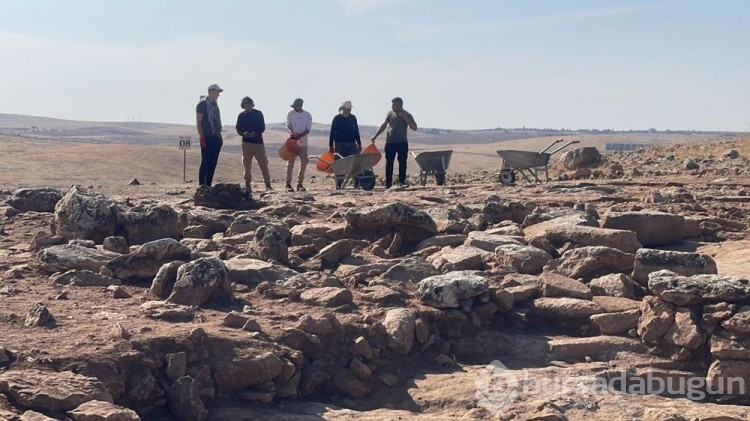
1, 136, 750, 421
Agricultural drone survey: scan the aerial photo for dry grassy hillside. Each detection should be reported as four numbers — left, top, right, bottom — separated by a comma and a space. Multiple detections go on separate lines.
1, 131, 747, 191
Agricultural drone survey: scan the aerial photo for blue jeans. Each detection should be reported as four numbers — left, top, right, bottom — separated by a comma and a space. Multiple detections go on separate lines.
384, 142, 408, 187
199, 137, 222, 186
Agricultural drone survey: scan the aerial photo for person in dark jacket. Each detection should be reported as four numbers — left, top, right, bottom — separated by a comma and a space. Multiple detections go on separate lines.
329, 100, 361, 189
235, 97, 271, 199
196, 83, 224, 186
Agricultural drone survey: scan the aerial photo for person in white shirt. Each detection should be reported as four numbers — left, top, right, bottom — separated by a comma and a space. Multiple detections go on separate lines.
285, 98, 312, 192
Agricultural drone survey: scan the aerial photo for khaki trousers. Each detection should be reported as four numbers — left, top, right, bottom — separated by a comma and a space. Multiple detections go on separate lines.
242, 142, 271, 189
285, 146, 309, 185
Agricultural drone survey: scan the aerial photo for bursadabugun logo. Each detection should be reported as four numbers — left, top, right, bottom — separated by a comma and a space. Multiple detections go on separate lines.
475, 360, 519, 415
475, 360, 747, 417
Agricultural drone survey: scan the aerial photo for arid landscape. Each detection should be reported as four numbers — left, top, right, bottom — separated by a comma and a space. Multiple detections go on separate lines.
1, 114, 750, 421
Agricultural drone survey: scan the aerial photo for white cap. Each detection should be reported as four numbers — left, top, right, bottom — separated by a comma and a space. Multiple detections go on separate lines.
207, 84, 224, 92
341, 100, 353, 109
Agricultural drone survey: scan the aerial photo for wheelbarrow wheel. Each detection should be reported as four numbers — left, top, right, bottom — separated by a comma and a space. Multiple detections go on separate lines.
499, 169, 515, 184
358, 170, 376, 191
435, 173, 446, 186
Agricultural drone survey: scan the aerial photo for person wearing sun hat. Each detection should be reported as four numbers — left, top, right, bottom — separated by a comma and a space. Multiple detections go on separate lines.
285, 98, 312, 192
196, 83, 224, 186
329, 100, 362, 189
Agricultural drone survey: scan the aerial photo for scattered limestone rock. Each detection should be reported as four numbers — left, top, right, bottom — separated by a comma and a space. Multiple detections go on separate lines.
52, 185, 120, 243
632, 248, 717, 286
383, 308, 416, 355
524, 220, 641, 254
588, 273, 637, 299
590, 310, 640, 335
51, 270, 121, 287
637, 296, 675, 343
24, 302, 55, 328
560, 147, 602, 170
416, 272, 488, 308
529, 297, 604, 319
107, 238, 191, 281
167, 257, 231, 307
149, 260, 184, 299
544, 246, 634, 281
299, 287, 353, 307
601, 211, 685, 247
664, 306, 708, 350
247, 225, 288, 264
120, 204, 180, 245
648, 271, 750, 305
495, 244, 552, 274
67, 399, 141, 421
344, 202, 438, 245
102, 236, 129, 254
0, 369, 113, 413
167, 376, 208, 421
539, 272, 592, 300
140, 301, 195, 322
9, 187, 62, 212
194, 183, 253, 209
428, 245, 491, 272
37, 244, 119, 274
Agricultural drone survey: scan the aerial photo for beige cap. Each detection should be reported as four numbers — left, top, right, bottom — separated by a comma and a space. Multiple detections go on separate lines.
207, 84, 224, 92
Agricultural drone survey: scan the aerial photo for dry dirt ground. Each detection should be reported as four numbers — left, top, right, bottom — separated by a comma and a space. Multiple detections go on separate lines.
0, 134, 749, 420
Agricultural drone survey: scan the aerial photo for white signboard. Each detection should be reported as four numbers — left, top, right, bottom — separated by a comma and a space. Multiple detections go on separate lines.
178, 136, 192, 150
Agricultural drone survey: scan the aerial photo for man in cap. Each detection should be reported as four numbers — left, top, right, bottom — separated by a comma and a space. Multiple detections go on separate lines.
285, 98, 312, 192
371, 97, 417, 188
196, 84, 224, 186
236, 96, 272, 199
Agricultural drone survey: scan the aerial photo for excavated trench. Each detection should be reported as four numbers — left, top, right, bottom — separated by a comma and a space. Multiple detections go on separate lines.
5, 287, 744, 421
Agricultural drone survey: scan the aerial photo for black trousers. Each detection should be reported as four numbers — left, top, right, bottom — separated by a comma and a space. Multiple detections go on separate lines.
384, 142, 408, 187
199, 137, 222, 186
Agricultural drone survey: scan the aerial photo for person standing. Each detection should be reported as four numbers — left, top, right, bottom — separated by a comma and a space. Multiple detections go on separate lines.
196, 84, 224, 186
285, 98, 312, 192
329, 100, 362, 189
371, 97, 417, 188
235, 96, 272, 199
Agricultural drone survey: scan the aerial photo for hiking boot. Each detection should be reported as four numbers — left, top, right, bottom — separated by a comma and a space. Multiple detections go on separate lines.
285, 183, 294, 192
265, 183, 273, 191
296, 184, 306, 192
243, 190, 253, 200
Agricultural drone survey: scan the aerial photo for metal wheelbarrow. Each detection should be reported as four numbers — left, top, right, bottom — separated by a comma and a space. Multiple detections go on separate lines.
411, 150, 453, 186
496, 138, 579, 184
326, 153, 378, 191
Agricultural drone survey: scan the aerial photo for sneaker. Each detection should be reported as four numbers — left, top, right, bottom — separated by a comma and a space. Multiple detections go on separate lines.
296, 184, 306, 192
243, 190, 253, 200
265, 183, 273, 191
285, 183, 294, 192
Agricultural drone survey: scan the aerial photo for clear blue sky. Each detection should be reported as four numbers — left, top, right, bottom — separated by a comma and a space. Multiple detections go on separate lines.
1, 0, 748, 131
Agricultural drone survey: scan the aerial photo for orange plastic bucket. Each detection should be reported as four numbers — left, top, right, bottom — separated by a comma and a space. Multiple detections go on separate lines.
363, 143, 382, 166
285, 137, 301, 156
279, 144, 294, 161
316, 151, 335, 174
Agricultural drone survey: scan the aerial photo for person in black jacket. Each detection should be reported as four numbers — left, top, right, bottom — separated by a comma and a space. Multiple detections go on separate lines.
196, 84, 224, 186
235, 97, 271, 199
329, 100, 361, 189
